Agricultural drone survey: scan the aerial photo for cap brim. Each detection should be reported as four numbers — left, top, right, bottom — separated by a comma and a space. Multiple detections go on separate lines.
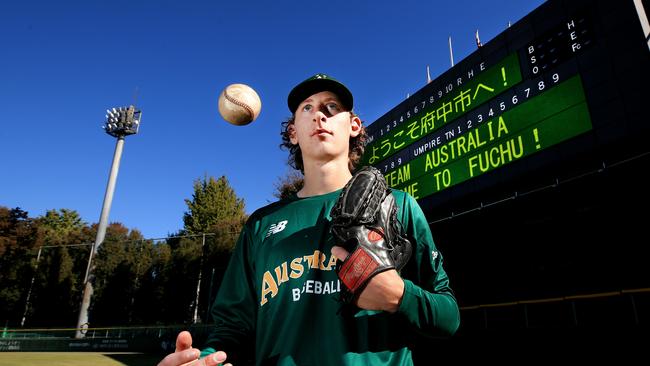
288, 78, 353, 113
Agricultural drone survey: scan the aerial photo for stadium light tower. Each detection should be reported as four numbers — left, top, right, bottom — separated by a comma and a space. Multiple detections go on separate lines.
75, 106, 142, 338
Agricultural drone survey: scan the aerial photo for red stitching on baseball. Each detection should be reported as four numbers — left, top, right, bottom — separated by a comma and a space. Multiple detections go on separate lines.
223, 89, 254, 121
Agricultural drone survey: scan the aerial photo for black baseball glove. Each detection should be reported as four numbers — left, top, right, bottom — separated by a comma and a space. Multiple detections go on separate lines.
330, 166, 412, 304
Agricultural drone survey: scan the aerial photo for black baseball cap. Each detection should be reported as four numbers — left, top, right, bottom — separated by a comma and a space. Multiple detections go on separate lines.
287, 73, 353, 113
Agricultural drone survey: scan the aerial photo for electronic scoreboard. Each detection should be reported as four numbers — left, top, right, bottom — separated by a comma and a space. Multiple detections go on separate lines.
363, 0, 649, 215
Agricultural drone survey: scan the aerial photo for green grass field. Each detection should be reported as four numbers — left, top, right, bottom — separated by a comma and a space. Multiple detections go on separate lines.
0, 352, 162, 366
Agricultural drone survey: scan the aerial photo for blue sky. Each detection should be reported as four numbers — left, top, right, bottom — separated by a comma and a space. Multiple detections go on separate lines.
0, 0, 545, 239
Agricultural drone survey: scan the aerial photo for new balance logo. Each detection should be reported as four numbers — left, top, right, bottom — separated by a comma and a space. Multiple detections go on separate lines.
265, 220, 288, 238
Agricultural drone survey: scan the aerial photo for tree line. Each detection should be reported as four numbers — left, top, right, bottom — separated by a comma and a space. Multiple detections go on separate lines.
0, 175, 263, 329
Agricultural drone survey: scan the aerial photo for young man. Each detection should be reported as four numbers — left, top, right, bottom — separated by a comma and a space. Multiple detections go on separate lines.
158, 74, 460, 366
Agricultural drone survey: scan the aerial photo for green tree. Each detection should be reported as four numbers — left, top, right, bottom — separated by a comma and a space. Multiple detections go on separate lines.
131, 241, 171, 324
90, 223, 150, 326
0, 207, 38, 327
183, 175, 246, 235
38, 209, 85, 243
0, 205, 173, 328
162, 175, 247, 323
28, 209, 90, 327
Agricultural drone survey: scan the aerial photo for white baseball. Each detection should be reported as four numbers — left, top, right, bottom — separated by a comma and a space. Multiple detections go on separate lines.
218, 83, 262, 126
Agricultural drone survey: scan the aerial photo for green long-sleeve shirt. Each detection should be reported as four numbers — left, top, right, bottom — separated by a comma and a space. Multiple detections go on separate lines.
201, 189, 459, 365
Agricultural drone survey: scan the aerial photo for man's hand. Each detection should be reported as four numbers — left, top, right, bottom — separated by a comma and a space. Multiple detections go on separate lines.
331, 246, 405, 313
157, 331, 231, 366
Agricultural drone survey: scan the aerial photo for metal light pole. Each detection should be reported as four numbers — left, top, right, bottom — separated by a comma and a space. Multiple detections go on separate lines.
75, 106, 141, 338
205, 267, 216, 322
192, 233, 206, 324
21, 246, 42, 327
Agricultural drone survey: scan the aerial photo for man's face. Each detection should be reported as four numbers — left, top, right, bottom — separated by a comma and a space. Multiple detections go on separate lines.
289, 91, 361, 167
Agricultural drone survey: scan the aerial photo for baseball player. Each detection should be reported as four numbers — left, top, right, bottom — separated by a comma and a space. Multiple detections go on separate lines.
158, 74, 459, 366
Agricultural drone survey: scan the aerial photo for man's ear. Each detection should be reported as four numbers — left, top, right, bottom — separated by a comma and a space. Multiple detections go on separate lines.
349, 115, 362, 138
288, 123, 298, 145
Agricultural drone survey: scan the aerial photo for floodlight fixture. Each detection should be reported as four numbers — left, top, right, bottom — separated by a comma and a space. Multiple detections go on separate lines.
102, 105, 142, 138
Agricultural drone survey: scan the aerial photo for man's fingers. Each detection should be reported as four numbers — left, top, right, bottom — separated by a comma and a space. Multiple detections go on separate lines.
331, 245, 349, 261
175, 331, 193, 352
186, 351, 228, 366
211, 351, 228, 364
157, 347, 199, 366
201, 351, 227, 366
